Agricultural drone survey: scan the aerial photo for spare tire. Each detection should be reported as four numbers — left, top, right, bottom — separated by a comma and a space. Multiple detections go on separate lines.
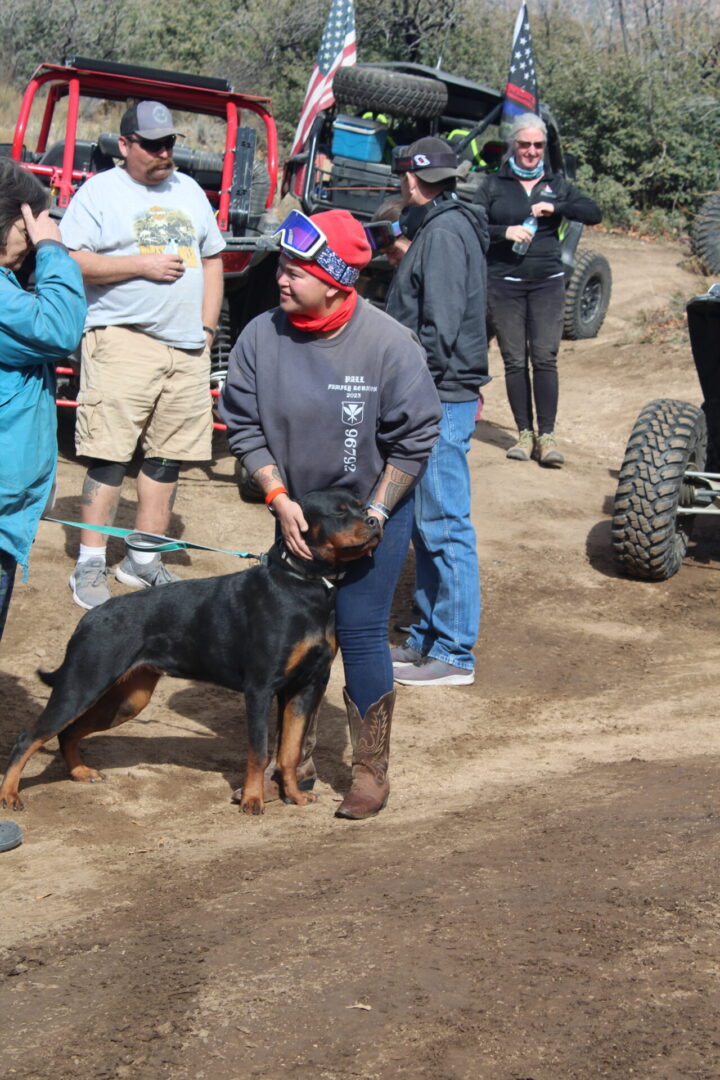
563, 249, 611, 340
333, 65, 448, 119
691, 194, 720, 275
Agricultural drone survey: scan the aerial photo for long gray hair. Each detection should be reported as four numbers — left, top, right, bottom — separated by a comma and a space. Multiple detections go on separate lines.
506, 113, 547, 151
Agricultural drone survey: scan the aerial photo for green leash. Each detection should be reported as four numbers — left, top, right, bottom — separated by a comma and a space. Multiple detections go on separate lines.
42, 518, 260, 561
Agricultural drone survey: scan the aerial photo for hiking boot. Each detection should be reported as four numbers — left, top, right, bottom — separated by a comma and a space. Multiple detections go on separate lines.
506, 429, 535, 460
69, 557, 112, 610
393, 656, 475, 686
534, 432, 565, 467
115, 553, 179, 589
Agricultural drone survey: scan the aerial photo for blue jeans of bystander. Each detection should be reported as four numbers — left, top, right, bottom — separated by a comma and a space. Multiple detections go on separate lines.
407, 400, 480, 671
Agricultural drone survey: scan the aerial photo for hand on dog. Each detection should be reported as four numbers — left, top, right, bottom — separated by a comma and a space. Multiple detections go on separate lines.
273, 495, 313, 560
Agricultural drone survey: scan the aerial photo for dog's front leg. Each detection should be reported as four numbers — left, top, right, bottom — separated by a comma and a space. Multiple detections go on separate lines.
276, 683, 325, 807
239, 687, 273, 815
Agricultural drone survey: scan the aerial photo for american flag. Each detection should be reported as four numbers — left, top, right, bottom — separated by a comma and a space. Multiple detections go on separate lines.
288, 0, 357, 158
500, 2, 539, 134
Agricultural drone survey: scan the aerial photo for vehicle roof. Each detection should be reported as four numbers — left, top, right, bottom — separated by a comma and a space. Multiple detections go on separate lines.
29, 58, 273, 117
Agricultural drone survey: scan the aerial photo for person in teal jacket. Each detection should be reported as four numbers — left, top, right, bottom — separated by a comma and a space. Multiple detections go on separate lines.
0, 159, 86, 639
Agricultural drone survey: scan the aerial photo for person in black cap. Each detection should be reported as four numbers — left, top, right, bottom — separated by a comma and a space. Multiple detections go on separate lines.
59, 101, 225, 610
385, 136, 489, 687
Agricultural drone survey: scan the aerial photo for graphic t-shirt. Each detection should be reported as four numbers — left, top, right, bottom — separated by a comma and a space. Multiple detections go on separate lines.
60, 166, 225, 349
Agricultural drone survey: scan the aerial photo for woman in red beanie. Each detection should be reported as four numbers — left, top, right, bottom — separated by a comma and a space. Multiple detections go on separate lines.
220, 209, 441, 819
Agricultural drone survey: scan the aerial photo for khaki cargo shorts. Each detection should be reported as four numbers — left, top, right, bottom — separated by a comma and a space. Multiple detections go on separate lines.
75, 326, 213, 462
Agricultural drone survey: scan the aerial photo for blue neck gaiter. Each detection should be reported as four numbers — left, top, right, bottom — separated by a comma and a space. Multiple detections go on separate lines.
508, 155, 545, 180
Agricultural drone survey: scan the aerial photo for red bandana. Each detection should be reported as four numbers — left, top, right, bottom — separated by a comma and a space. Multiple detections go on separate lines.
287, 288, 358, 334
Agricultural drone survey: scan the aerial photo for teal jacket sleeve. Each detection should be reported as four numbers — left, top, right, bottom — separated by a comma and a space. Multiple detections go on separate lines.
0, 241, 86, 367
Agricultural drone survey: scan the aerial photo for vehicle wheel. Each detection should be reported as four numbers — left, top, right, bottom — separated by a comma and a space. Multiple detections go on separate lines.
563, 250, 611, 339
235, 461, 265, 504
691, 194, 720, 274
611, 399, 708, 580
332, 65, 448, 119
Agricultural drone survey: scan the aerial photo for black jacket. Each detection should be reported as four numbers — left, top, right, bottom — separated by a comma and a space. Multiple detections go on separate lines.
475, 162, 602, 280
385, 192, 490, 402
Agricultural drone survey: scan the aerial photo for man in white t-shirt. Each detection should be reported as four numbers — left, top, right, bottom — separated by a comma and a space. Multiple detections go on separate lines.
60, 100, 225, 609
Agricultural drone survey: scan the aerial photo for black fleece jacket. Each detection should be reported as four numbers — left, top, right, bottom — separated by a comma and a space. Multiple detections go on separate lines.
475, 162, 602, 280
385, 192, 490, 402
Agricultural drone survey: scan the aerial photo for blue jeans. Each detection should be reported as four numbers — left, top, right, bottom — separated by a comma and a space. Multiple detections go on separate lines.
0, 550, 17, 642
407, 401, 480, 671
335, 494, 414, 715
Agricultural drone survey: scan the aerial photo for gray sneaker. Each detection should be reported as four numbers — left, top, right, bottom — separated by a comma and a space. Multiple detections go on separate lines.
69, 557, 111, 610
116, 554, 179, 589
390, 644, 424, 667
393, 656, 475, 686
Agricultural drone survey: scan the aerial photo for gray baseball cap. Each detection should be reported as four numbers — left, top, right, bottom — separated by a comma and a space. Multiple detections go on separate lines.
120, 101, 183, 139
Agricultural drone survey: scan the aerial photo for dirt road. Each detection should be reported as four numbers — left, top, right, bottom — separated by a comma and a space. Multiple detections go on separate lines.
2, 231, 719, 1080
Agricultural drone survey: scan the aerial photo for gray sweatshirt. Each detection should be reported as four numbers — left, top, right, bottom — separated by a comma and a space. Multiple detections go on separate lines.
219, 298, 441, 502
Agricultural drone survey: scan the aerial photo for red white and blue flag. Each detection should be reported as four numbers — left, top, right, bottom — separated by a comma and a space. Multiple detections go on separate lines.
288, 0, 357, 158
500, 2, 539, 134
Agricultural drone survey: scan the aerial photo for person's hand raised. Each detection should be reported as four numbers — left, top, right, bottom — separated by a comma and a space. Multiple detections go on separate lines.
20, 204, 62, 246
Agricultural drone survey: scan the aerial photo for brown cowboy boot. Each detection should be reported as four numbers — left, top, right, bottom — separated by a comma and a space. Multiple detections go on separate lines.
335, 687, 395, 820
231, 712, 318, 805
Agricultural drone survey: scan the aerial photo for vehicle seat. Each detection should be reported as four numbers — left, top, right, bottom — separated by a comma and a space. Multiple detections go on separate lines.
36, 140, 115, 175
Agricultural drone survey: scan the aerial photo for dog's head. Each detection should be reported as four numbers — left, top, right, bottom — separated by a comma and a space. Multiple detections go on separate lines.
299, 489, 382, 568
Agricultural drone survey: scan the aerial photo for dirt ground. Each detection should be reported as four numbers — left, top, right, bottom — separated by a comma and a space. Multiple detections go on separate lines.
2, 230, 720, 1080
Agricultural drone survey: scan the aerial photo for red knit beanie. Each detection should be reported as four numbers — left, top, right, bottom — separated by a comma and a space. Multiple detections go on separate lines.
288, 210, 372, 292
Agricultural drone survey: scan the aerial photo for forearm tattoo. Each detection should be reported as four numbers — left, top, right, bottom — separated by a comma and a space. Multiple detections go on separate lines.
379, 466, 413, 511
253, 464, 284, 495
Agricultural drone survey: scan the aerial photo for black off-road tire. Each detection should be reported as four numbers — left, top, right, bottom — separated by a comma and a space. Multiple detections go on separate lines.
563, 250, 611, 339
611, 399, 708, 581
332, 65, 448, 119
691, 194, 720, 274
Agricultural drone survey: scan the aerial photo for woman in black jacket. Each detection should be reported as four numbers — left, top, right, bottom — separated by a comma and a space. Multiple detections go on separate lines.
476, 113, 602, 466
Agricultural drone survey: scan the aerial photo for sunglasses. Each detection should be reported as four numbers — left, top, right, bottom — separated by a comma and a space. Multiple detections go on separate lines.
516, 140, 545, 150
273, 209, 327, 259
127, 134, 177, 153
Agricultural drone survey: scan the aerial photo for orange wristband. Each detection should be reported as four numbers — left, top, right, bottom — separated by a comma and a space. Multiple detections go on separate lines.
264, 485, 289, 506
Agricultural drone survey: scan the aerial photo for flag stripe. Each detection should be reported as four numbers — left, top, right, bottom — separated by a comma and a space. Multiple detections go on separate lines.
500, 2, 538, 136
289, 0, 357, 159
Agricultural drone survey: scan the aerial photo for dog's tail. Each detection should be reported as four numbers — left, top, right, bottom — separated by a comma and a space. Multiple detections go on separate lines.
37, 668, 60, 687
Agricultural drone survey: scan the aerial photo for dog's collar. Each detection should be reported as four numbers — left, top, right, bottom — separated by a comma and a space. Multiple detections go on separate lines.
263, 543, 346, 588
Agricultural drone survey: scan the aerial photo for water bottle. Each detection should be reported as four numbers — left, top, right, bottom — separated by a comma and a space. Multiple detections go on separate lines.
512, 215, 538, 255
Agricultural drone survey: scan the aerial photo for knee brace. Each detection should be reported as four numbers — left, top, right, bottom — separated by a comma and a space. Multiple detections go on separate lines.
87, 459, 127, 487
141, 457, 181, 484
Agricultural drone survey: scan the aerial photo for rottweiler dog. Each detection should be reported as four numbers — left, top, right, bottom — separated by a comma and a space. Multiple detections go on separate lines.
0, 489, 380, 816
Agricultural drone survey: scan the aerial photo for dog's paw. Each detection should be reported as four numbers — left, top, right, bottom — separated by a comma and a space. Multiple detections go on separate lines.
239, 796, 265, 816
284, 789, 319, 807
0, 789, 24, 811
69, 765, 106, 784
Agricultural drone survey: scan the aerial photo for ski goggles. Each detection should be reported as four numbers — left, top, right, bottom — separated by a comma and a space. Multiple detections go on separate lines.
273, 210, 360, 286
364, 219, 403, 251
273, 209, 327, 260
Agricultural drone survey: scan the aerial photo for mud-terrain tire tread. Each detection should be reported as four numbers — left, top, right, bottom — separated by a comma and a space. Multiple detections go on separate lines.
611, 398, 707, 580
563, 249, 612, 339
691, 194, 720, 275
332, 65, 448, 119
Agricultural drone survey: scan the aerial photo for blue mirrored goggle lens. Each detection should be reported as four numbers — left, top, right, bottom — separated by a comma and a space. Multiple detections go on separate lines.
274, 210, 324, 255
